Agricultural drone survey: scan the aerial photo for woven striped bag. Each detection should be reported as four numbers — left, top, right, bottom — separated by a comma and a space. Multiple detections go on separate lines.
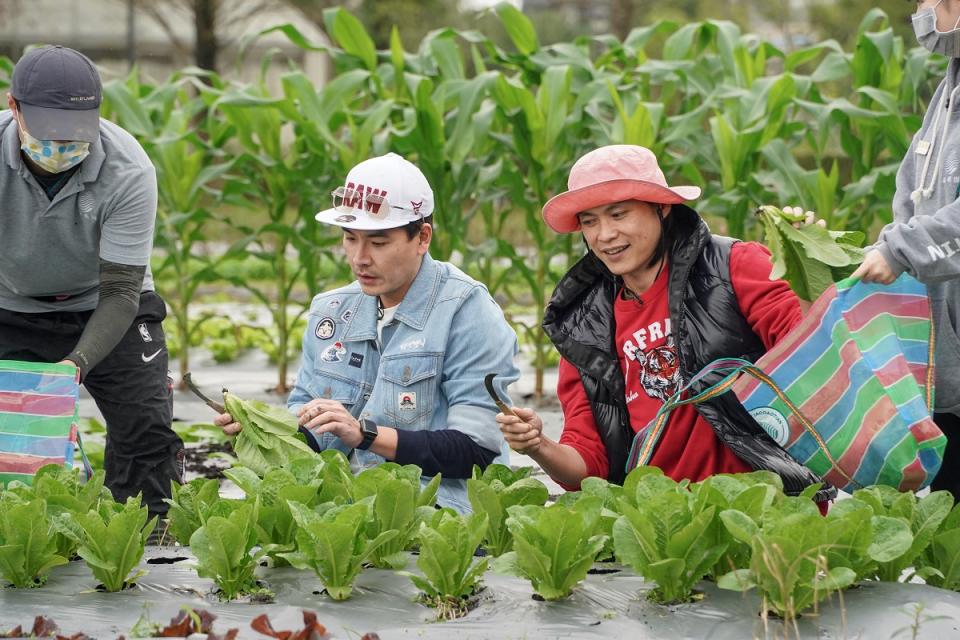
626, 274, 945, 493
0, 360, 91, 487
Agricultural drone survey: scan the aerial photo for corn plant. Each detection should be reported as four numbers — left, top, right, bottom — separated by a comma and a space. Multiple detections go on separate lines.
101, 70, 234, 389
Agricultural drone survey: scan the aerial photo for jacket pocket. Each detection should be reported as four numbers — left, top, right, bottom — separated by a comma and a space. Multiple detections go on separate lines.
380, 353, 441, 427
307, 370, 364, 409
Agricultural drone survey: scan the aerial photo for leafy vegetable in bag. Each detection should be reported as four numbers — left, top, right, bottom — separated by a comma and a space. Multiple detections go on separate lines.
405, 510, 489, 619
190, 502, 269, 601
494, 497, 607, 601
467, 463, 548, 557
54, 496, 157, 592
0, 497, 68, 587
223, 392, 315, 476
756, 205, 865, 301
281, 500, 399, 601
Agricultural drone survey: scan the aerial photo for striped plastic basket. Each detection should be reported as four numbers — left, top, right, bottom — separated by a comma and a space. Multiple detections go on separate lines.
626, 274, 945, 493
0, 360, 90, 487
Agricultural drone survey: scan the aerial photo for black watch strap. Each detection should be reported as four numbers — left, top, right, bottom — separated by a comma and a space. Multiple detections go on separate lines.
357, 418, 379, 450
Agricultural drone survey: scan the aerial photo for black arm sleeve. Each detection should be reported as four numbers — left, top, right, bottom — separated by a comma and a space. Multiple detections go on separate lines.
394, 429, 499, 479
66, 260, 145, 380
295, 426, 498, 479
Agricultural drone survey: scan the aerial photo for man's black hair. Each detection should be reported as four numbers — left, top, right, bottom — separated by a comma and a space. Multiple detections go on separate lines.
648, 205, 674, 269
402, 214, 433, 240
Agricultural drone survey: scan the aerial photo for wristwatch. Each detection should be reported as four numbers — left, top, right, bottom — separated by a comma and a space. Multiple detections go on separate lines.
357, 417, 379, 450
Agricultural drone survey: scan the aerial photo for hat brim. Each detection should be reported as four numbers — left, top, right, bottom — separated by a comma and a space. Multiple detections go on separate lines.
315, 207, 423, 231
542, 179, 701, 233
19, 102, 100, 143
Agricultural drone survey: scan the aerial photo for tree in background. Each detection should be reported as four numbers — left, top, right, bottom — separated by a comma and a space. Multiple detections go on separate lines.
127, 0, 274, 72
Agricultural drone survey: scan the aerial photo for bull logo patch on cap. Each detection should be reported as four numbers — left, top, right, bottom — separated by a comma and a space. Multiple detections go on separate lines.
315, 317, 335, 340
398, 392, 417, 411
335, 214, 356, 223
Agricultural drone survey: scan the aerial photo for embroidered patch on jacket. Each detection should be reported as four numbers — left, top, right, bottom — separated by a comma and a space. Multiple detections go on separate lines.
321, 342, 346, 363
399, 338, 425, 351
340, 309, 353, 323
398, 392, 417, 411
315, 317, 336, 340
327, 298, 342, 307
349, 353, 363, 368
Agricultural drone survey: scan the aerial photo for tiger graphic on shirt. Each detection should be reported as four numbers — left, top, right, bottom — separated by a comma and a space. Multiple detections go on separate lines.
621, 318, 680, 403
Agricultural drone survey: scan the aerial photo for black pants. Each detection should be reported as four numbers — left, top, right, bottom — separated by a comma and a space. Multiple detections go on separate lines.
0, 292, 183, 514
933, 412, 960, 500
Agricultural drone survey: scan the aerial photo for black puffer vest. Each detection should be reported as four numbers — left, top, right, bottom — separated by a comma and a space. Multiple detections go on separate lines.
542, 205, 835, 502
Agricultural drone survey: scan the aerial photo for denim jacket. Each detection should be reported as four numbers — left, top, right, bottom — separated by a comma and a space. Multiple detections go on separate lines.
288, 254, 520, 512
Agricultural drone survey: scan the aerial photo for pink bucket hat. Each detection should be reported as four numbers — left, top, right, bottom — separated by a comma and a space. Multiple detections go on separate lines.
542, 145, 701, 233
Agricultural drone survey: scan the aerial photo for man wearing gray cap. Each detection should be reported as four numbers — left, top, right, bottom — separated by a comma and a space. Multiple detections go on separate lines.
0, 45, 183, 517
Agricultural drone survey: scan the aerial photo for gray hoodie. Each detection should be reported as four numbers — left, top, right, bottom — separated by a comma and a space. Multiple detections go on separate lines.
878, 57, 960, 414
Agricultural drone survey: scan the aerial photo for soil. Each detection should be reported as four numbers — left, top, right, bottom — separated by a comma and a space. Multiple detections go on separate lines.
183, 442, 235, 479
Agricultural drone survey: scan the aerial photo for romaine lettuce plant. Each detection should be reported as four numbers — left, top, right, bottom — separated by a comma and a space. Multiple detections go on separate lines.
281, 500, 399, 601
822, 497, 912, 582
352, 464, 440, 570
718, 497, 856, 622
852, 486, 953, 582
689, 473, 780, 577
494, 497, 607, 601
406, 510, 489, 619
164, 476, 240, 546
467, 463, 548, 557
223, 467, 319, 567
918, 502, 960, 590
9, 466, 113, 559
190, 502, 269, 601
0, 497, 68, 587
614, 473, 728, 604
223, 392, 316, 475
555, 477, 621, 562
55, 496, 157, 592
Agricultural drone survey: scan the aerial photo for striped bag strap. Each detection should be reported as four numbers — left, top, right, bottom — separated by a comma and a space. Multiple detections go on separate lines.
625, 358, 752, 472
624, 357, 861, 489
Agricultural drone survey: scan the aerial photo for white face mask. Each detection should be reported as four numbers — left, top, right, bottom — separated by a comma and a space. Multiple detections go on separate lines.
914, 1, 960, 58
17, 119, 90, 173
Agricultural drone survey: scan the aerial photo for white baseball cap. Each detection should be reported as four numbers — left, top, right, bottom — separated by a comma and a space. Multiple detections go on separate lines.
315, 153, 435, 231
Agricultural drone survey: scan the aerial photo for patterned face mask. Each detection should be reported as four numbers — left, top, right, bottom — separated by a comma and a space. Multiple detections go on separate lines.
18, 121, 90, 173
914, 0, 960, 58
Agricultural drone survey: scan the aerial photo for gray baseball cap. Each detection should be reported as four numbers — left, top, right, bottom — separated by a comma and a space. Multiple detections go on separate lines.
10, 45, 102, 143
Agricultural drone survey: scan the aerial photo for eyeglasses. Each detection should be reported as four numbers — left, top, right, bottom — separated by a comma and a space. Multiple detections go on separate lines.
331, 186, 417, 220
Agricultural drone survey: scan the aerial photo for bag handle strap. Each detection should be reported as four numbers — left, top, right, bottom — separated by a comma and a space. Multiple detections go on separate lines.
625, 357, 860, 489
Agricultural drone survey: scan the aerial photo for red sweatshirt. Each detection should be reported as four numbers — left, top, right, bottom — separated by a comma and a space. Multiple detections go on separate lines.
556, 241, 802, 490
